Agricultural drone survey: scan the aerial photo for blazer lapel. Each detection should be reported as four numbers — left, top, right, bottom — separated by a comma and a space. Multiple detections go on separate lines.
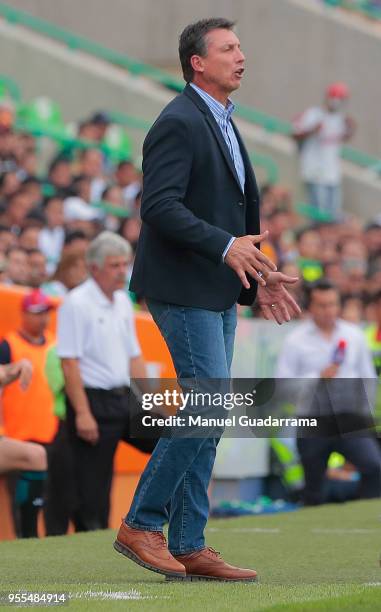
204, 115, 244, 194
183, 84, 244, 194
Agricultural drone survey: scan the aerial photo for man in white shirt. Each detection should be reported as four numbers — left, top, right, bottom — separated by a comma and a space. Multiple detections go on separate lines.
57, 231, 153, 531
277, 279, 381, 505
292, 82, 355, 220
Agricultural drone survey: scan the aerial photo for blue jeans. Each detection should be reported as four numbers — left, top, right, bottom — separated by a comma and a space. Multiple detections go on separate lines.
125, 300, 237, 554
305, 182, 342, 221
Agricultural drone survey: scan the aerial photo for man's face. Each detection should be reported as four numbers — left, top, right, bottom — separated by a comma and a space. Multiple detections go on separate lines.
309, 289, 340, 329
192, 28, 245, 96
28, 252, 47, 287
50, 162, 71, 188
46, 198, 64, 228
8, 194, 31, 225
0, 230, 16, 254
7, 250, 28, 284
22, 311, 50, 337
92, 255, 128, 294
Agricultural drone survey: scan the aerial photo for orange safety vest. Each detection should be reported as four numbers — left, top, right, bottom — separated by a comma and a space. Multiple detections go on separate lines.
1, 330, 58, 443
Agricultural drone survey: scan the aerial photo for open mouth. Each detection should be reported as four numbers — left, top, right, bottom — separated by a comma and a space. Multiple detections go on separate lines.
235, 68, 245, 78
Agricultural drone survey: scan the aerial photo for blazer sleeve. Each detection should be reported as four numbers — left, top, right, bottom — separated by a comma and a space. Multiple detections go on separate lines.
140, 114, 233, 265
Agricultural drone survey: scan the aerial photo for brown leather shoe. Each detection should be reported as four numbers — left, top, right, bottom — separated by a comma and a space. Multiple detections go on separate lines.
171, 547, 257, 582
113, 521, 186, 578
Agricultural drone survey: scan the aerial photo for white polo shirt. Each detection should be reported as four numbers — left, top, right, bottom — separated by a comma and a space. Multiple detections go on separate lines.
57, 277, 141, 389
276, 318, 377, 416
276, 318, 376, 379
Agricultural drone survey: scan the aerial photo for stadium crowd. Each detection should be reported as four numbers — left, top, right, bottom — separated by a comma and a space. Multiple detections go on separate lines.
0, 104, 380, 322
0, 99, 380, 538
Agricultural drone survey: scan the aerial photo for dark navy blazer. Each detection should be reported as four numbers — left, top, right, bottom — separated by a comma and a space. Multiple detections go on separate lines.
130, 83, 261, 310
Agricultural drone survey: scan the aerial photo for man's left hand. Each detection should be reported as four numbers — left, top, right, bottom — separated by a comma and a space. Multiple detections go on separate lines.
257, 272, 301, 324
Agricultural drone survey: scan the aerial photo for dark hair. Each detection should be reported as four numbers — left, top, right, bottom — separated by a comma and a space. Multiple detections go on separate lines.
179, 18, 236, 82
295, 225, 318, 242
117, 160, 133, 171
370, 289, 381, 304
43, 194, 63, 208
64, 229, 88, 246
49, 157, 70, 175
21, 176, 40, 187
304, 279, 339, 308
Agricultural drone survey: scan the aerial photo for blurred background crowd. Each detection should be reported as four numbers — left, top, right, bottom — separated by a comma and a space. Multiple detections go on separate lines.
0, 0, 380, 540
0, 101, 380, 326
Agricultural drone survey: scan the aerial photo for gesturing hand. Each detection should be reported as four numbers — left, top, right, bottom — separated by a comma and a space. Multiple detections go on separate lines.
224, 231, 277, 289
257, 271, 302, 324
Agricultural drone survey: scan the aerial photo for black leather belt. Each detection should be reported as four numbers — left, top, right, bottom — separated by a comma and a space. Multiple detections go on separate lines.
85, 386, 130, 396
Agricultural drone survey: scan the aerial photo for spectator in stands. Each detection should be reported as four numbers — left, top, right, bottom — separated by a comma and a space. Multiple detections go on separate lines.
38, 196, 65, 275
27, 249, 48, 288
64, 175, 102, 233
295, 226, 323, 282
261, 208, 292, 267
42, 251, 87, 297
61, 230, 90, 257
88, 111, 111, 144
77, 148, 106, 203
341, 294, 364, 324
0, 171, 20, 200
57, 232, 153, 532
0, 289, 60, 537
0, 225, 16, 254
101, 185, 125, 232
292, 82, 355, 220
46, 158, 72, 197
18, 226, 40, 251
115, 160, 142, 210
276, 279, 380, 505
118, 215, 141, 254
20, 177, 42, 208
3, 246, 29, 286
2, 191, 32, 233
364, 221, 381, 266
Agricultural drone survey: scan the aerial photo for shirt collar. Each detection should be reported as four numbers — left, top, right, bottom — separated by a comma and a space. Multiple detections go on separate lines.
87, 277, 114, 307
308, 317, 341, 336
190, 83, 235, 122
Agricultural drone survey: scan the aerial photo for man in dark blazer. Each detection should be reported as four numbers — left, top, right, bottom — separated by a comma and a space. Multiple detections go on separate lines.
115, 18, 300, 581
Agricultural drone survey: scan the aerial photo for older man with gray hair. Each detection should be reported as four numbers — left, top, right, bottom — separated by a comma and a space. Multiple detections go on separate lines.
57, 231, 150, 532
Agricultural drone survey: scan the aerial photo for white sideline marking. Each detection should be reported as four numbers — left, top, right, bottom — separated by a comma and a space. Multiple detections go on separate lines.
207, 527, 280, 533
312, 528, 379, 534
69, 589, 169, 601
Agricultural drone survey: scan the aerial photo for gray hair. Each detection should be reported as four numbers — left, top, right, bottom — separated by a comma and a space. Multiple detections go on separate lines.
86, 231, 132, 268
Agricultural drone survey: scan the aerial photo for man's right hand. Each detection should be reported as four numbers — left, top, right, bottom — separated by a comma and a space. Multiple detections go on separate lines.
224, 231, 277, 289
75, 411, 99, 445
320, 364, 339, 379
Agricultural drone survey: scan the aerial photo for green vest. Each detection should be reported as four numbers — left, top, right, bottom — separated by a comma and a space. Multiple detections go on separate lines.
364, 324, 381, 376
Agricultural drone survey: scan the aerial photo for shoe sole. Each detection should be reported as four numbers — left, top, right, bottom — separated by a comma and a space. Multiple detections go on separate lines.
113, 540, 186, 579
166, 574, 258, 583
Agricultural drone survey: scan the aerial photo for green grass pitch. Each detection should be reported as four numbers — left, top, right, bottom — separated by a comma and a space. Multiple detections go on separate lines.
0, 500, 380, 611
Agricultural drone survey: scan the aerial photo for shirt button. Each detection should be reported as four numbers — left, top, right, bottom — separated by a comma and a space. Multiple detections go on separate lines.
238, 201, 244, 206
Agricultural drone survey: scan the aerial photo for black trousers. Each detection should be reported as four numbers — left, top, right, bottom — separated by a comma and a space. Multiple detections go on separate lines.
66, 388, 159, 532
44, 419, 76, 536
297, 435, 381, 505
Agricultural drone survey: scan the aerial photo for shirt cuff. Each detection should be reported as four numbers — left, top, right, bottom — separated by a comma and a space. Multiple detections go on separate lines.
222, 237, 236, 262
